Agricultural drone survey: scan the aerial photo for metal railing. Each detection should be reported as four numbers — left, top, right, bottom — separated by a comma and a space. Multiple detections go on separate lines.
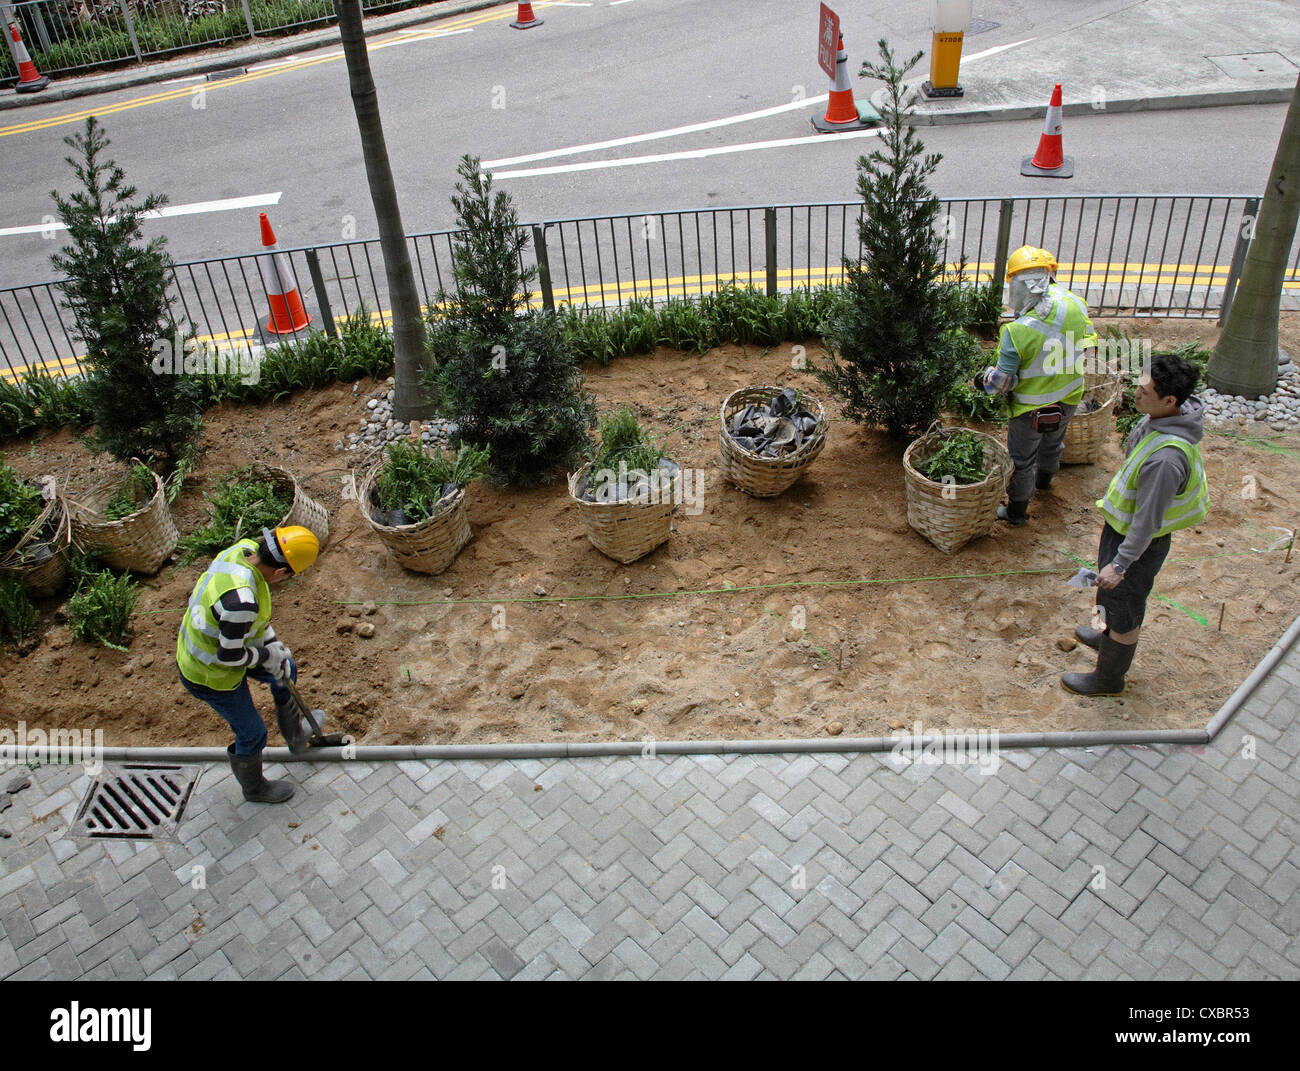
3, 193, 1299, 381
0, 0, 437, 84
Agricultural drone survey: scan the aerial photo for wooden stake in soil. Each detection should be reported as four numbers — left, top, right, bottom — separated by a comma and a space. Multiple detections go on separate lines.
1287, 534, 1295, 564
1217, 602, 1226, 631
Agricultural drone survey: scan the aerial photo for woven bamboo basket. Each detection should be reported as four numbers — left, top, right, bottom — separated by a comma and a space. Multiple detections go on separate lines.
0, 477, 71, 598
719, 386, 829, 498
1061, 374, 1122, 465
251, 464, 330, 548
68, 467, 177, 575
903, 425, 1012, 554
568, 460, 681, 564
357, 459, 471, 575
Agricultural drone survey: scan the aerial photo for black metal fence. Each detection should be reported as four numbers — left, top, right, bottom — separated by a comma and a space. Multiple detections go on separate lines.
4, 193, 1299, 381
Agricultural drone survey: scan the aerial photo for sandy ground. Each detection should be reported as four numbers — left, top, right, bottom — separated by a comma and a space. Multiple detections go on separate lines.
2, 315, 1298, 746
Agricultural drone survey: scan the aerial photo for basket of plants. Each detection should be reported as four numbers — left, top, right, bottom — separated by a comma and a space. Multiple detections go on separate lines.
1061, 374, 1122, 465
358, 440, 490, 575
903, 425, 1011, 554
569, 406, 681, 564
177, 465, 328, 563
0, 463, 71, 598
720, 386, 828, 497
66, 461, 177, 576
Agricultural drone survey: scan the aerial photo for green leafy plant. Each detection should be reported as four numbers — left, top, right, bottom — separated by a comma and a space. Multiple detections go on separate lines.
67, 568, 138, 651
178, 469, 293, 563
373, 440, 491, 523
814, 41, 980, 442
0, 461, 44, 555
590, 406, 667, 474
916, 431, 990, 485
104, 463, 156, 521
50, 117, 205, 474
952, 260, 1004, 341
942, 346, 1007, 424
0, 576, 40, 648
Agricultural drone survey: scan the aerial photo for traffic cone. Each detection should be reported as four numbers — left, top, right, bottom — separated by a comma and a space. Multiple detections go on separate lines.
258, 213, 311, 335
510, 3, 542, 29
1020, 83, 1074, 178
811, 33, 879, 133
8, 22, 49, 94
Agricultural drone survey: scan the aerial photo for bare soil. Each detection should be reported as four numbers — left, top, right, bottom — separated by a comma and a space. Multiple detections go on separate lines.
3, 315, 1298, 747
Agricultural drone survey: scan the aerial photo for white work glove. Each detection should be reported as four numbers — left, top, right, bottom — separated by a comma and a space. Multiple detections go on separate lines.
258, 640, 292, 683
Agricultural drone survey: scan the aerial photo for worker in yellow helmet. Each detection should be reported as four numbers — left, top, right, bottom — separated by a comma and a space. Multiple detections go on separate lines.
176, 525, 320, 804
973, 245, 1098, 525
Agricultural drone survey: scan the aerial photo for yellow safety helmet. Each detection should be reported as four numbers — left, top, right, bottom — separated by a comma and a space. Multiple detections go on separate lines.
261, 525, 319, 575
1006, 245, 1057, 280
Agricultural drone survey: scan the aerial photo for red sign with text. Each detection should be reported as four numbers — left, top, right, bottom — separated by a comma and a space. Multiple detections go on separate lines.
818, 4, 840, 78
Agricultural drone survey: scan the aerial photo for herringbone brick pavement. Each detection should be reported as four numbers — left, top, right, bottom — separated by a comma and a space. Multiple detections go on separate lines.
2, 641, 1297, 980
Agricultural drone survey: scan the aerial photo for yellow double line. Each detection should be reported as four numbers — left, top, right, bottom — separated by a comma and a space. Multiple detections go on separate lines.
0, 3, 519, 139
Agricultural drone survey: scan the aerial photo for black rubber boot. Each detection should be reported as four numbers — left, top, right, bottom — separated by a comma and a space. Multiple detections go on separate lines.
275, 698, 311, 755
228, 745, 294, 803
1061, 636, 1137, 696
997, 499, 1030, 526
1074, 624, 1105, 650
1036, 470, 1055, 491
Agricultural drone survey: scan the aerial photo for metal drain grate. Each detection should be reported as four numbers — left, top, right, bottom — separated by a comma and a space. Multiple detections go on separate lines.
70, 765, 201, 842
966, 18, 1000, 35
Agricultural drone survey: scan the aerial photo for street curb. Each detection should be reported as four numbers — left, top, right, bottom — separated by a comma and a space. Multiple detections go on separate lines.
32, 610, 1296, 767
0, 0, 504, 111
910, 86, 1296, 126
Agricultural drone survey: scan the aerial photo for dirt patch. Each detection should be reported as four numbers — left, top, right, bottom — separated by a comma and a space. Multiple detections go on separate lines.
3, 316, 1299, 746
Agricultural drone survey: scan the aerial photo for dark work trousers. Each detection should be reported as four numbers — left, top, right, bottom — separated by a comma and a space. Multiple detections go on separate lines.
1007, 401, 1078, 502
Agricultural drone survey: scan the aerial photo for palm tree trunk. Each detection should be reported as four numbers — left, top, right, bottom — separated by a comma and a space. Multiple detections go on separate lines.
1208, 72, 1300, 399
334, 0, 431, 421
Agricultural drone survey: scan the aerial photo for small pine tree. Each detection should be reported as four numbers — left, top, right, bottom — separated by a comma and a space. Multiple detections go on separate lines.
427, 156, 595, 487
815, 41, 977, 443
49, 117, 204, 474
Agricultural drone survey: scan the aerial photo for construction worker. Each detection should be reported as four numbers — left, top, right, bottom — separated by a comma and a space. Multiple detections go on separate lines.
1062, 352, 1208, 696
975, 245, 1098, 525
176, 526, 320, 804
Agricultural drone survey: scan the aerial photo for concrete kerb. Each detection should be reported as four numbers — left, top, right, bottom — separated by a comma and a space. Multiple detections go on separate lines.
0, 0, 505, 111
911, 87, 1297, 126
26, 606, 1298, 768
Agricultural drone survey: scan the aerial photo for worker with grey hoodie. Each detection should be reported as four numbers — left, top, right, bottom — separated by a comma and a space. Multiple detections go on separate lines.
1062, 351, 1209, 696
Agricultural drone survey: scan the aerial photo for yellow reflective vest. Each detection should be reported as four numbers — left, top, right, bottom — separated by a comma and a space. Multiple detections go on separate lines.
1097, 432, 1209, 538
1001, 283, 1097, 418
175, 539, 271, 691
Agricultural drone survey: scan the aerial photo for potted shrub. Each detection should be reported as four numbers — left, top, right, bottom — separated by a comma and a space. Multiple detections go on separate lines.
569, 406, 681, 564
719, 385, 828, 497
0, 462, 70, 598
67, 461, 178, 575
903, 426, 1010, 553
179, 465, 329, 563
358, 440, 491, 574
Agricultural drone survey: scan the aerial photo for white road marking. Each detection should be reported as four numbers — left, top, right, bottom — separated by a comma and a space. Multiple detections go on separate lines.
0, 192, 283, 237
610, 0, 637, 5
489, 129, 882, 179
158, 75, 207, 85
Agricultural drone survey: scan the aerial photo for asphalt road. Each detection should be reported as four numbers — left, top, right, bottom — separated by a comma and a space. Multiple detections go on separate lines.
0, 0, 1290, 288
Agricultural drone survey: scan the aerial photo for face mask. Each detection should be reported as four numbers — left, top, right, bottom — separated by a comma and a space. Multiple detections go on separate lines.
1008, 271, 1049, 315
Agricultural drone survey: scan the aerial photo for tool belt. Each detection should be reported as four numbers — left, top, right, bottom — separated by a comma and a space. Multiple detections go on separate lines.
1030, 403, 1064, 433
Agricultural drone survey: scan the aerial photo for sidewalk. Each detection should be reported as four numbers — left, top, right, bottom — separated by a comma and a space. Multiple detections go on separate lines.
3, 0, 1297, 121
2, 617, 1296, 980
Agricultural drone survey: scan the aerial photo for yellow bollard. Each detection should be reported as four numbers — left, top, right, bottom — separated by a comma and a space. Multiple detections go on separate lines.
922, 0, 972, 98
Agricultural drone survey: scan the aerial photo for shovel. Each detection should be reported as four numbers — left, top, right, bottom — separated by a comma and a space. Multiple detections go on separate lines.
282, 678, 348, 748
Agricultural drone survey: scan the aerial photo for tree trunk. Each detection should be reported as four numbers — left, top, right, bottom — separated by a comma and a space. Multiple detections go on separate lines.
334, 0, 431, 421
1208, 72, 1300, 399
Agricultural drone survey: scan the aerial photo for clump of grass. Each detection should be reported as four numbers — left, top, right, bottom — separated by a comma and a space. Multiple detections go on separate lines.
917, 430, 990, 485
373, 440, 492, 524
178, 469, 293, 563
104, 463, 156, 521
0, 575, 39, 648
67, 569, 138, 651
590, 406, 666, 474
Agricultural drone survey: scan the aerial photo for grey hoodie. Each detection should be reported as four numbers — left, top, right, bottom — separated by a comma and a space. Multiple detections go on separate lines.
1109, 396, 1206, 571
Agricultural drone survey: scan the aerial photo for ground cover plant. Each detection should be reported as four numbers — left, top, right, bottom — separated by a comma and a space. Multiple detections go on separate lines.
178, 468, 293, 563
370, 440, 491, 525
66, 568, 138, 651
104, 463, 157, 521
0, 575, 39, 648
0, 460, 44, 556
915, 430, 990, 484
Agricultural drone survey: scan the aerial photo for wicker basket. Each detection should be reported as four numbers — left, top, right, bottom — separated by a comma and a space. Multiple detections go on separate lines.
251, 464, 330, 548
719, 386, 828, 498
569, 460, 681, 564
357, 458, 471, 575
0, 477, 71, 598
68, 467, 178, 575
903, 425, 1012, 554
1061, 374, 1122, 465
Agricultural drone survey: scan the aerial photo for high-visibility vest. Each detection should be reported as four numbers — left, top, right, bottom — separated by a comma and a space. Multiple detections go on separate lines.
175, 539, 271, 691
1002, 283, 1096, 418
1097, 432, 1209, 538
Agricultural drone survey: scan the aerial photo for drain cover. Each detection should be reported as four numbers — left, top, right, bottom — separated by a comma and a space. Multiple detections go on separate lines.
966, 18, 1000, 35
70, 765, 201, 842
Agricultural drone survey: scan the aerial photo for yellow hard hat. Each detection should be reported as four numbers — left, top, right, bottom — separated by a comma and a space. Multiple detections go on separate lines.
1006, 245, 1057, 279
262, 525, 319, 574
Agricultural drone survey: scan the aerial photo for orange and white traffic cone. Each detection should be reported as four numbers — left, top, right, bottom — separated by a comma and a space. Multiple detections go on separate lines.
258, 213, 311, 335
1020, 83, 1074, 178
510, 3, 542, 29
8, 22, 49, 94
811, 33, 878, 133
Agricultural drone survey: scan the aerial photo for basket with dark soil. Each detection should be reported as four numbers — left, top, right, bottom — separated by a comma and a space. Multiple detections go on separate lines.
720, 385, 828, 497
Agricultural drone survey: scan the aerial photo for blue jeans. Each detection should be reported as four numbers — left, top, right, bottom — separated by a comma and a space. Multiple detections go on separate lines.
180, 657, 297, 755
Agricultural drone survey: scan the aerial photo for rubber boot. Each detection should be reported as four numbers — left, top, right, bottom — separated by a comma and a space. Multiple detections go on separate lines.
1036, 470, 1055, 491
228, 745, 294, 803
275, 698, 311, 755
1060, 635, 1137, 696
1074, 624, 1105, 650
997, 499, 1029, 526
